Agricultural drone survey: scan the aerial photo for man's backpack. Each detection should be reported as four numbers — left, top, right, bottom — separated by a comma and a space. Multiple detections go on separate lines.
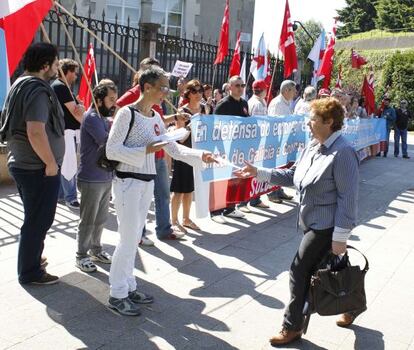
96, 106, 135, 172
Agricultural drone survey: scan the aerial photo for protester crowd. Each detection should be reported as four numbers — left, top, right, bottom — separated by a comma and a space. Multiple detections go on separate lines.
0, 42, 412, 328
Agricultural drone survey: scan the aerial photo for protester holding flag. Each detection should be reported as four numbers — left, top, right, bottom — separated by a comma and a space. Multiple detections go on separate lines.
1, 43, 64, 285
106, 66, 216, 316
76, 80, 118, 273
51, 59, 85, 209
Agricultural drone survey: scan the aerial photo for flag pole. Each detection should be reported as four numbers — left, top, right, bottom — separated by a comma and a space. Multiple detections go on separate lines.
50, 13, 100, 113
212, 65, 217, 90
267, 54, 279, 103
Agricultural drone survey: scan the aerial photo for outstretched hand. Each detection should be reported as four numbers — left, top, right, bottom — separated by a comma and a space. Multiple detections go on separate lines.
233, 161, 258, 178
202, 152, 218, 164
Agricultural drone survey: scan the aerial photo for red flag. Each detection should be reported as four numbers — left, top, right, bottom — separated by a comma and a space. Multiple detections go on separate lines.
351, 49, 368, 69
214, 0, 229, 65
335, 64, 342, 89
279, 0, 298, 78
229, 32, 241, 77
0, 0, 52, 76
361, 69, 375, 115
318, 20, 337, 89
78, 44, 96, 109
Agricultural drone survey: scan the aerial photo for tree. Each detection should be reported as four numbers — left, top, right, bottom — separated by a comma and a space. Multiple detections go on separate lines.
293, 20, 323, 79
336, 0, 378, 37
294, 20, 323, 62
382, 50, 414, 116
376, 0, 414, 31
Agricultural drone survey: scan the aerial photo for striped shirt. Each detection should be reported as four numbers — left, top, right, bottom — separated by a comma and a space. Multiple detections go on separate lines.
257, 131, 359, 242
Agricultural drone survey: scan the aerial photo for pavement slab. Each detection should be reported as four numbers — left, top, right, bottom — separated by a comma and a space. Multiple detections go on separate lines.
1, 135, 414, 349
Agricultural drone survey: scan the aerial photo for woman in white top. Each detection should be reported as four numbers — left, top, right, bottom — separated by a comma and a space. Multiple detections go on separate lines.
105, 66, 216, 316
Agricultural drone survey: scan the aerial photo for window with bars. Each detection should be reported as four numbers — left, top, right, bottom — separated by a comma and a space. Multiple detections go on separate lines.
106, 0, 183, 36
106, 0, 140, 28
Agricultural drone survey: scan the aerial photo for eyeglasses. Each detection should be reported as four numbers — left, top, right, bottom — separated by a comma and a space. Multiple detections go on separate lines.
233, 83, 246, 88
189, 87, 204, 94
159, 86, 170, 93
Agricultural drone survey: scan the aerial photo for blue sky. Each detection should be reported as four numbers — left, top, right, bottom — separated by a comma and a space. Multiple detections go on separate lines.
252, 0, 346, 54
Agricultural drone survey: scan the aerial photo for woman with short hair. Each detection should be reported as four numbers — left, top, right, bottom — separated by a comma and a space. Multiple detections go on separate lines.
106, 67, 216, 316
234, 98, 363, 345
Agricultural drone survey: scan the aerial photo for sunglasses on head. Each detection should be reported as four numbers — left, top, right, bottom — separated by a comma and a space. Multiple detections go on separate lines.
189, 87, 204, 94
233, 83, 246, 88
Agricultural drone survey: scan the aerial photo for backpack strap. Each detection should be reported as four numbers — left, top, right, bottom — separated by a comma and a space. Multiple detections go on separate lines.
123, 106, 136, 145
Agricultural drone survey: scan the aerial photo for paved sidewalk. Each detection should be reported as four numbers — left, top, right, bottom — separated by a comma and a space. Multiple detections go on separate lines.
0, 136, 414, 350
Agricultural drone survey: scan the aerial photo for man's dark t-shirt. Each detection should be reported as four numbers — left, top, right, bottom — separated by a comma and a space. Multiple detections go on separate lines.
7, 77, 65, 169
395, 108, 412, 130
51, 79, 80, 130
214, 95, 249, 117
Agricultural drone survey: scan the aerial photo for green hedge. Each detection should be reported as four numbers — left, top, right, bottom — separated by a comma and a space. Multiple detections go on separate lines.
332, 49, 414, 129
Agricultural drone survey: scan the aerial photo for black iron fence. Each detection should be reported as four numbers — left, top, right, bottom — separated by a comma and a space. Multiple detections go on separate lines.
14, 7, 310, 98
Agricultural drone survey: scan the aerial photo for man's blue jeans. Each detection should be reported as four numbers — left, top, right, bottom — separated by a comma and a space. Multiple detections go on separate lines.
59, 175, 77, 203
142, 158, 172, 239
394, 128, 408, 156
384, 128, 392, 155
9, 167, 60, 283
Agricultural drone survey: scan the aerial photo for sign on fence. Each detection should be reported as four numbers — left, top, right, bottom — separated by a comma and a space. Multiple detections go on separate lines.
170, 60, 193, 78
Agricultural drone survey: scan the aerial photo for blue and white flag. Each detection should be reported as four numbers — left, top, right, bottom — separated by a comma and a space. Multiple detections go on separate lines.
308, 29, 326, 87
250, 33, 267, 81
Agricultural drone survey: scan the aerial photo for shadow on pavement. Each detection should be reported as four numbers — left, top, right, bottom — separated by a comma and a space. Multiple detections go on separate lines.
22, 272, 237, 350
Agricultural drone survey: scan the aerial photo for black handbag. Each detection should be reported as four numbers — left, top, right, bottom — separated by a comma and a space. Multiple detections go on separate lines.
303, 246, 369, 332
97, 106, 135, 172
309, 246, 369, 316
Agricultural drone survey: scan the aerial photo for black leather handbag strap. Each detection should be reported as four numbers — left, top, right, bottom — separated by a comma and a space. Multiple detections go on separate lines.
346, 245, 369, 272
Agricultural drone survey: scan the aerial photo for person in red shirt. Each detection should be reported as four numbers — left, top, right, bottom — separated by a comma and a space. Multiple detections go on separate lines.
116, 57, 190, 245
